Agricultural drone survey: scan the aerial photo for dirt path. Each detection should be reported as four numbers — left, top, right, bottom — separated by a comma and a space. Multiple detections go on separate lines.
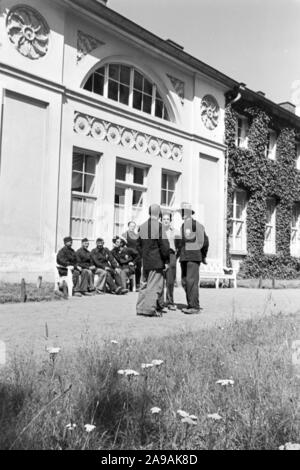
0, 288, 299, 355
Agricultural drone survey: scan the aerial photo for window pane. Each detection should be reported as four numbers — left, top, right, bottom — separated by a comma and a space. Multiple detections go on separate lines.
93, 73, 104, 95
161, 173, 167, 190
161, 190, 167, 206
167, 190, 175, 206
133, 166, 144, 185
168, 175, 176, 191
84, 75, 93, 92
116, 162, 126, 181
132, 190, 143, 207
134, 71, 143, 91
114, 186, 125, 205
155, 99, 163, 118
72, 172, 83, 192
143, 94, 152, 114
163, 106, 169, 121
84, 174, 95, 194
95, 66, 105, 76
143, 79, 152, 95
120, 84, 129, 105
133, 90, 142, 110
85, 156, 96, 174
109, 64, 119, 80
120, 66, 131, 85
108, 79, 119, 101
73, 153, 84, 171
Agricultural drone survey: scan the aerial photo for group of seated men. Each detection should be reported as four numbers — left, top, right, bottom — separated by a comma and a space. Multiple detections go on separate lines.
56, 234, 139, 297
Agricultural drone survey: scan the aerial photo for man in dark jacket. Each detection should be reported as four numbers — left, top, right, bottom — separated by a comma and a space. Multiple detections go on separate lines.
76, 238, 96, 293
56, 236, 92, 297
122, 221, 141, 289
111, 236, 138, 289
91, 238, 128, 295
136, 204, 170, 316
176, 202, 209, 314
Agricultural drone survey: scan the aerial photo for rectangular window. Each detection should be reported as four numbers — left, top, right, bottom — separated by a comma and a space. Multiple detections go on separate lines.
113, 161, 148, 235
229, 189, 247, 252
266, 130, 277, 160
70, 151, 98, 243
291, 202, 300, 257
161, 171, 178, 208
264, 197, 276, 254
235, 115, 248, 148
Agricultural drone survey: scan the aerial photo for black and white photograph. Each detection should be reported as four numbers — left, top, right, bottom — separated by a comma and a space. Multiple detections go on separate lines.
0, 0, 299, 453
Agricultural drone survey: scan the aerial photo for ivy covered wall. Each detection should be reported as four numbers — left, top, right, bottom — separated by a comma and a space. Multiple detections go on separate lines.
225, 104, 300, 279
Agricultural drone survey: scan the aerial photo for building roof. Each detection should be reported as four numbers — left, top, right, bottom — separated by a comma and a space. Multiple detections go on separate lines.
65, 0, 300, 129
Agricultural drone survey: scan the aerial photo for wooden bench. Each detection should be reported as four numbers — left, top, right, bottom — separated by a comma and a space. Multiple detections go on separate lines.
200, 259, 237, 288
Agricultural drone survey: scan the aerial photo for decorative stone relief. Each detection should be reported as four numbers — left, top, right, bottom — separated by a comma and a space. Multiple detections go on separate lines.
6, 5, 50, 60
167, 74, 185, 105
200, 95, 220, 130
77, 30, 105, 63
74, 112, 183, 162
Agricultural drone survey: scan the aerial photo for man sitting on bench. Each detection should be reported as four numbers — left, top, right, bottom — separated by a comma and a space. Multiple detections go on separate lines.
111, 236, 138, 290
56, 236, 93, 297
76, 238, 97, 294
91, 238, 128, 295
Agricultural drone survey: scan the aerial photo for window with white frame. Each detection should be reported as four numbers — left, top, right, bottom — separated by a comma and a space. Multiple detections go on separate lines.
291, 202, 300, 257
70, 151, 99, 244
265, 129, 277, 160
264, 197, 276, 254
161, 171, 179, 210
296, 143, 300, 170
235, 115, 248, 148
113, 161, 148, 236
229, 189, 247, 252
84, 64, 170, 121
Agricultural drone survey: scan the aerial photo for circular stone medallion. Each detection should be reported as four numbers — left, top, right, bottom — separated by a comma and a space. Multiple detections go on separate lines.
91, 120, 106, 140
74, 114, 91, 136
107, 126, 121, 145
136, 134, 147, 153
6, 5, 50, 60
200, 95, 220, 130
148, 138, 160, 156
121, 130, 135, 148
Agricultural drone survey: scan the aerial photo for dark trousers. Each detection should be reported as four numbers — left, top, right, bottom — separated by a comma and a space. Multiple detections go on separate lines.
105, 269, 123, 292
181, 261, 200, 309
165, 252, 177, 305
135, 260, 142, 287
73, 269, 90, 293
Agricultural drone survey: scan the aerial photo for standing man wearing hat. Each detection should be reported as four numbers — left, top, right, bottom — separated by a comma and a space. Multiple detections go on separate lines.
136, 204, 170, 316
56, 236, 92, 297
176, 202, 209, 314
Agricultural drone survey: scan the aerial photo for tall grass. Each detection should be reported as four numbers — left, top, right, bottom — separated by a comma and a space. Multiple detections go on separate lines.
0, 313, 299, 450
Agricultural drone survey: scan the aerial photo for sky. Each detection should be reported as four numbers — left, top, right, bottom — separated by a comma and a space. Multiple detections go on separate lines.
108, 0, 300, 106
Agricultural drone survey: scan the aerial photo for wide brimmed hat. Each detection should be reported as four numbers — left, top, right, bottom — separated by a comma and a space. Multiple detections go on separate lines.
178, 202, 195, 215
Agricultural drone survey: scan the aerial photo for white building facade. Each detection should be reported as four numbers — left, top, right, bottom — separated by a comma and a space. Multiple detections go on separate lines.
0, 0, 236, 282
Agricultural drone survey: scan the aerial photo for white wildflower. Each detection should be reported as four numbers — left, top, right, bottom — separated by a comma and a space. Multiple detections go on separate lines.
177, 409, 190, 418
111, 340, 118, 345
66, 423, 77, 431
207, 413, 222, 421
189, 414, 198, 421
151, 407, 161, 414
216, 379, 234, 386
84, 424, 96, 433
152, 360, 164, 366
118, 369, 139, 377
141, 363, 154, 369
279, 442, 300, 450
47, 347, 61, 355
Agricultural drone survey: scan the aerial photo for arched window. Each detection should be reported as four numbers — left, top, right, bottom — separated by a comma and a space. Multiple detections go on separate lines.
83, 64, 170, 121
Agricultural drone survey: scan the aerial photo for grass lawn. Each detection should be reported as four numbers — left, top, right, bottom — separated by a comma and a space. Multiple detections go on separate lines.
0, 312, 299, 450
0, 282, 61, 304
